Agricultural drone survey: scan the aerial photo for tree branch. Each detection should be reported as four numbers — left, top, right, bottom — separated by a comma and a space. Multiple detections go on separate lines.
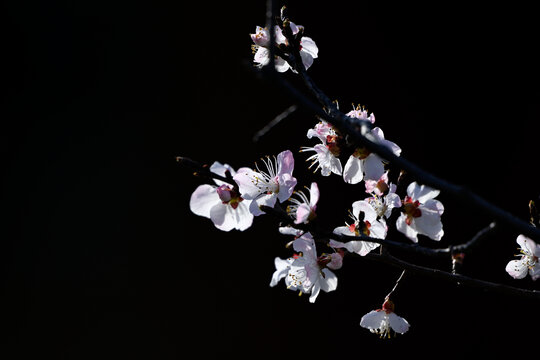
259, 22, 540, 243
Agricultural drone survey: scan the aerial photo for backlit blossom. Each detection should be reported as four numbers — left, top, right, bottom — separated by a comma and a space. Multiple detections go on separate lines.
301, 131, 343, 176
506, 235, 540, 280
270, 232, 338, 303
343, 127, 401, 184
189, 162, 253, 231
250, 22, 318, 73
396, 182, 444, 242
287, 182, 319, 224
345, 105, 376, 124
360, 299, 410, 338
234, 150, 297, 216
330, 200, 387, 256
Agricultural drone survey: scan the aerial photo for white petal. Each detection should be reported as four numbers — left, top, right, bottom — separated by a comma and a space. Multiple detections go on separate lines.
396, 214, 419, 243
189, 184, 219, 218
360, 310, 385, 330
300, 37, 318, 58
343, 240, 380, 256
277, 173, 297, 203
363, 154, 385, 181
319, 269, 338, 293
209, 161, 236, 186
233, 201, 255, 231
414, 203, 444, 240
309, 182, 320, 208
343, 155, 364, 184
369, 219, 388, 240
388, 313, 410, 334
270, 257, 292, 287
352, 200, 377, 223
274, 56, 290, 72
506, 259, 529, 279
407, 182, 440, 203
209, 203, 230, 231
249, 193, 277, 216
233, 168, 262, 200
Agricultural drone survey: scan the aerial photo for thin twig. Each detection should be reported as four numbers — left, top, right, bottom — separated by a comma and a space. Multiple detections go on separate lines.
363, 252, 540, 300
252, 104, 298, 142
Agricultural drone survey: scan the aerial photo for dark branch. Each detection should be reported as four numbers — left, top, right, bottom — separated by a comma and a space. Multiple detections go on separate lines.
260, 27, 540, 243
363, 251, 540, 300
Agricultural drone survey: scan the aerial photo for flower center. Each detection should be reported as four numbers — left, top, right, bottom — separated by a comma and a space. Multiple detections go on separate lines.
216, 184, 244, 209
403, 196, 422, 225
326, 135, 341, 157
353, 146, 371, 160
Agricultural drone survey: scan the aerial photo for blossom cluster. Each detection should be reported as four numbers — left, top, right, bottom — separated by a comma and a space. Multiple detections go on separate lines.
185, 10, 539, 339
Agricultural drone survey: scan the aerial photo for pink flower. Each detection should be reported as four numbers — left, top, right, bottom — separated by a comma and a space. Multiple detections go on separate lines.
506, 235, 540, 280
345, 105, 376, 124
287, 182, 319, 224
396, 182, 444, 242
360, 299, 410, 338
233, 150, 297, 216
343, 127, 401, 184
301, 132, 343, 176
189, 162, 254, 231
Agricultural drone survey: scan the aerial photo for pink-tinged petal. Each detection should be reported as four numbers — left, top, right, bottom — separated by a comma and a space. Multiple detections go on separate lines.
388, 313, 410, 334
189, 184, 219, 218
277, 173, 297, 203
327, 253, 343, 270
309, 182, 320, 208
277, 150, 295, 176
363, 154, 385, 181
328, 238, 347, 249
300, 37, 318, 58
274, 25, 287, 45
407, 182, 440, 203
360, 310, 385, 330
250, 26, 269, 47
396, 214, 419, 243
370, 127, 401, 156
343, 155, 364, 184
506, 259, 529, 279
233, 168, 261, 200
292, 233, 315, 253
295, 203, 312, 224
385, 193, 402, 218
279, 226, 304, 237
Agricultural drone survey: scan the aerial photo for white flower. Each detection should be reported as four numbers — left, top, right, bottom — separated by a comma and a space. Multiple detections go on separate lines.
287, 182, 319, 224
250, 23, 318, 73
301, 133, 343, 176
396, 182, 444, 242
329, 200, 387, 256
343, 127, 401, 184
364, 173, 402, 219
233, 150, 297, 216
270, 232, 338, 303
360, 299, 410, 338
189, 162, 254, 231
506, 235, 540, 280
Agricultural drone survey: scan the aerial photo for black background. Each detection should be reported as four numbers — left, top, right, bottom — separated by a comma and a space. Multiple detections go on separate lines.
2, 1, 539, 358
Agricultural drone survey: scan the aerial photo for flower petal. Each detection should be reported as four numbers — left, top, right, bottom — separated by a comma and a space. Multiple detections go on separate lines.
407, 182, 440, 203
506, 259, 529, 279
396, 214, 419, 243
388, 313, 410, 334
189, 184, 219, 218
360, 310, 385, 331
343, 155, 364, 184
